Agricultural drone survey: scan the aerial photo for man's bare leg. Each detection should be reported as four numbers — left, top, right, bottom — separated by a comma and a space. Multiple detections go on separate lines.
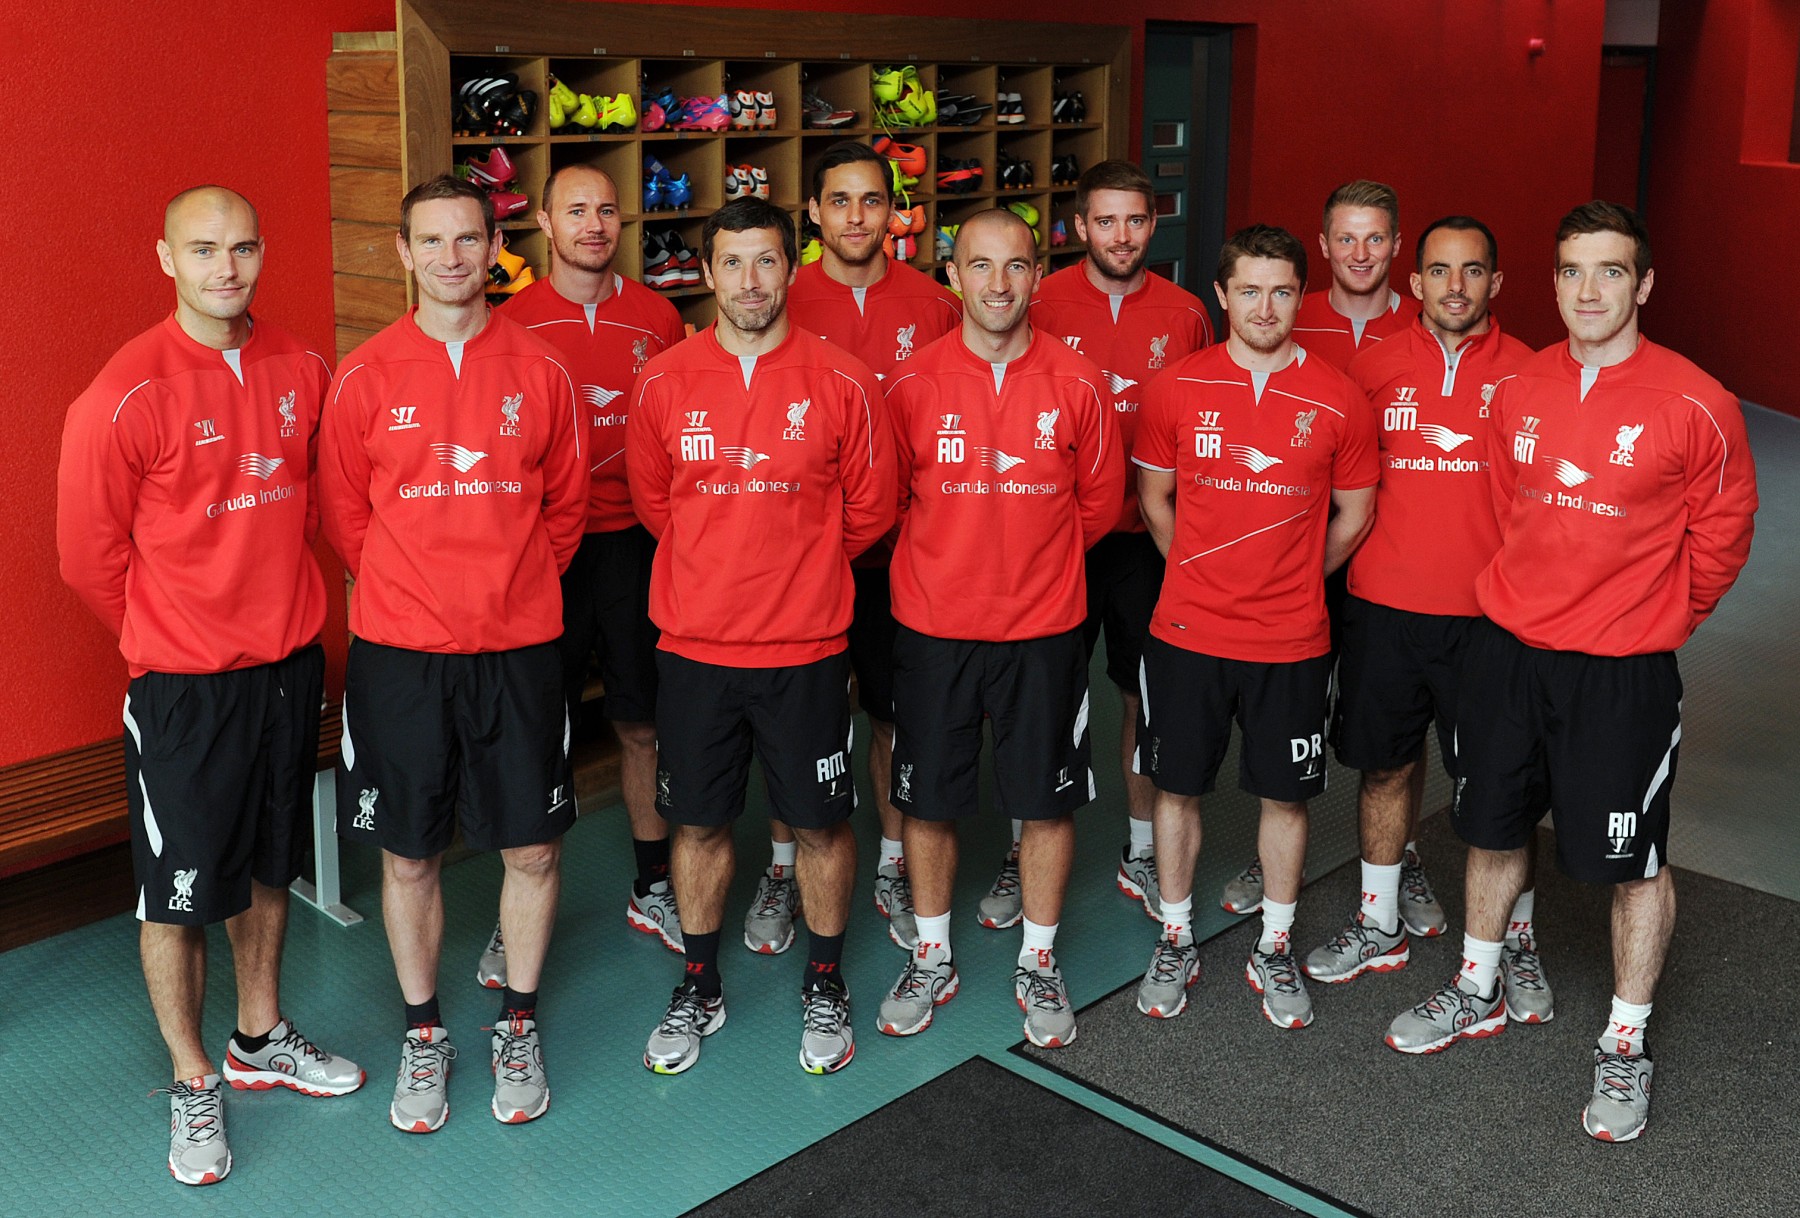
496, 841, 561, 995
142, 923, 211, 1079
382, 851, 445, 1005
224, 880, 288, 1039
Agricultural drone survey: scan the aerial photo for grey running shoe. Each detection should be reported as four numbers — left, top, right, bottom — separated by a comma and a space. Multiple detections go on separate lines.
476, 921, 506, 989
1582, 1046, 1654, 1142
1304, 913, 1410, 983
644, 981, 726, 1075
628, 879, 685, 953
489, 1016, 549, 1123
223, 1017, 365, 1096
1502, 931, 1555, 1023
873, 863, 919, 950
1221, 857, 1264, 914
878, 941, 959, 1036
1246, 945, 1314, 1028
1116, 847, 1162, 921
1385, 974, 1506, 1054
743, 866, 799, 954
1135, 932, 1200, 1018
390, 1026, 457, 1133
158, 1073, 231, 1186
977, 850, 1022, 929
799, 981, 856, 1073
1015, 949, 1078, 1047
1399, 848, 1448, 937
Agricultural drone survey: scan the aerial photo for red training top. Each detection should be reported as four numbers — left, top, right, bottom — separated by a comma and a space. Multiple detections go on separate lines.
1032, 264, 1213, 532
887, 328, 1123, 642
319, 309, 586, 654
1133, 344, 1379, 662
1293, 289, 1421, 371
502, 274, 685, 533
787, 259, 962, 383
1477, 337, 1757, 656
1346, 318, 1533, 617
59, 316, 331, 677
626, 325, 896, 667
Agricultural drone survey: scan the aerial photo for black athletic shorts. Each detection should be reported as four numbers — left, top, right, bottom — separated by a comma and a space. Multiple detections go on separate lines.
338, 640, 575, 859
846, 565, 898, 723
125, 645, 323, 926
558, 525, 660, 724
654, 650, 856, 830
1332, 596, 1477, 774
1137, 635, 1333, 803
1080, 531, 1165, 693
889, 626, 1094, 822
1451, 620, 1682, 885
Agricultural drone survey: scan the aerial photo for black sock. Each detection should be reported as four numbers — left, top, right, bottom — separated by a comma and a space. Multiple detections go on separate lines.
500, 986, 538, 1023
404, 996, 442, 1030
805, 931, 846, 990
232, 1025, 276, 1053
683, 930, 723, 997
633, 838, 672, 896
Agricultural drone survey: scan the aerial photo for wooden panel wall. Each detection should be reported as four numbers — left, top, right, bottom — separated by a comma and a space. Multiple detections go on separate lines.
328, 33, 407, 363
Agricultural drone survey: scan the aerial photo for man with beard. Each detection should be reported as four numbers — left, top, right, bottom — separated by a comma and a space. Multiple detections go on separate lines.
476, 166, 688, 985
753, 141, 960, 957
1023, 160, 1213, 933
321, 174, 586, 1132
876, 209, 1122, 1049
628, 198, 895, 1076
1303, 218, 1543, 1010
1131, 225, 1377, 1028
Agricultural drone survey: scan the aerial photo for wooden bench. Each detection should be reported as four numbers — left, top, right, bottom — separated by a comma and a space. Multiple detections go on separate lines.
0, 704, 361, 926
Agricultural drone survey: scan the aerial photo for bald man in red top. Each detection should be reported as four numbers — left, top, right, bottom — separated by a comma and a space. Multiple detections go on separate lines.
1386, 203, 1755, 1145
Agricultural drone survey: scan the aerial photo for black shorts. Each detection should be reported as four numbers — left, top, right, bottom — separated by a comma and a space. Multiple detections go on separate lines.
125, 645, 323, 926
1451, 620, 1682, 885
558, 525, 660, 724
1080, 531, 1165, 693
1332, 596, 1477, 774
1137, 635, 1333, 802
338, 640, 575, 859
846, 565, 898, 723
889, 626, 1093, 822
654, 650, 856, 830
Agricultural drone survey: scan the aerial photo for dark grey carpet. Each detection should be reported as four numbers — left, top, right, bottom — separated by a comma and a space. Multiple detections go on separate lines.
684, 1056, 1301, 1217
1021, 815, 1799, 1218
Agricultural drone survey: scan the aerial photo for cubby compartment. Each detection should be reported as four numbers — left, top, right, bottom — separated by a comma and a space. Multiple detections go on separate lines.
1052, 65, 1107, 128
997, 129, 1052, 192
936, 130, 995, 200
800, 62, 871, 131
641, 59, 727, 125
999, 66, 1053, 128
724, 62, 802, 133
724, 135, 801, 208
936, 64, 996, 130
641, 138, 728, 214
450, 56, 546, 139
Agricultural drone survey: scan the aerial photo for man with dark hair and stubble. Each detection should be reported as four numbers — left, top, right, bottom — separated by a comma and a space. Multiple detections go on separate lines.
59, 185, 364, 1186
1301, 217, 1544, 1009
754, 140, 960, 958
1022, 159, 1214, 934
321, 173, 587, 1133
1131, 224, 1377, 1028
628, 198, 895, 1077
1384, 202, 1756, 1144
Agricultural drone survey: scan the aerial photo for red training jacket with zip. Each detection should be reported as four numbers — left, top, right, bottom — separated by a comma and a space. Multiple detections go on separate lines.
319, 308, 586, 654
887, 327, 1122, 642
1477, 337, 1757, 656
626, 324, 896, 667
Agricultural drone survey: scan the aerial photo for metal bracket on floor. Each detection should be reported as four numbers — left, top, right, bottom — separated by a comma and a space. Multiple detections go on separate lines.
291, 769, 363, 927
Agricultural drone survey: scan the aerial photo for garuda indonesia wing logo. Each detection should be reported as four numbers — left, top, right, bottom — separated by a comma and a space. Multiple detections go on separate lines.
1550, 459, 1593, 488
582, 385, 624, 407
1104, 371, 1138, 395
721, 446, 770, 470
1417, 424, 1474, 452
977, 447, 1026, 473
238, 453, 286, 480
432, 444, 488, 473
1228, 444, 1283, 473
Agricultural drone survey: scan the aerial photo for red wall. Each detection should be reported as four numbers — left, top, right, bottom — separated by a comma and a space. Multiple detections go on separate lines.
1647, 0, 1800, 417
1, 0, 1603, 766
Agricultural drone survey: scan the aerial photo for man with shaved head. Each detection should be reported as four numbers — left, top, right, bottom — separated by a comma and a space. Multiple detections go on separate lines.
59, 185, 363, 1187
878, 209, 1122, 1048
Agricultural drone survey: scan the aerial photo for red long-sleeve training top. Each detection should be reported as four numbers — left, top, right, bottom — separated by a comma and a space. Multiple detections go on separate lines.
626, 325, 896, 667
1293, 289, 1420, 372
319, 309, 585, 654
58, 315, 330, 677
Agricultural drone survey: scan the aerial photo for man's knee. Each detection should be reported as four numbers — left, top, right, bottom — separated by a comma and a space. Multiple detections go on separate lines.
501, 841, 561, 879
614, 719, 657, 752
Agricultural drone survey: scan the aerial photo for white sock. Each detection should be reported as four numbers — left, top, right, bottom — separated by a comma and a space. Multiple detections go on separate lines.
915, 911, 952, 956
1507, 889, 1536, 943
1127, 817, 1155, 857
770, 840, 797, 870
1020, 916, 1058, 958
1258, 898, 1296, 953
1161, 894, 1193, 942
878, 836, 906, 870
1603, 996, 1653, 1056
1458, 933, 1504, 997
1360, 859, 1403, 934
1009, 819, 1023, 848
